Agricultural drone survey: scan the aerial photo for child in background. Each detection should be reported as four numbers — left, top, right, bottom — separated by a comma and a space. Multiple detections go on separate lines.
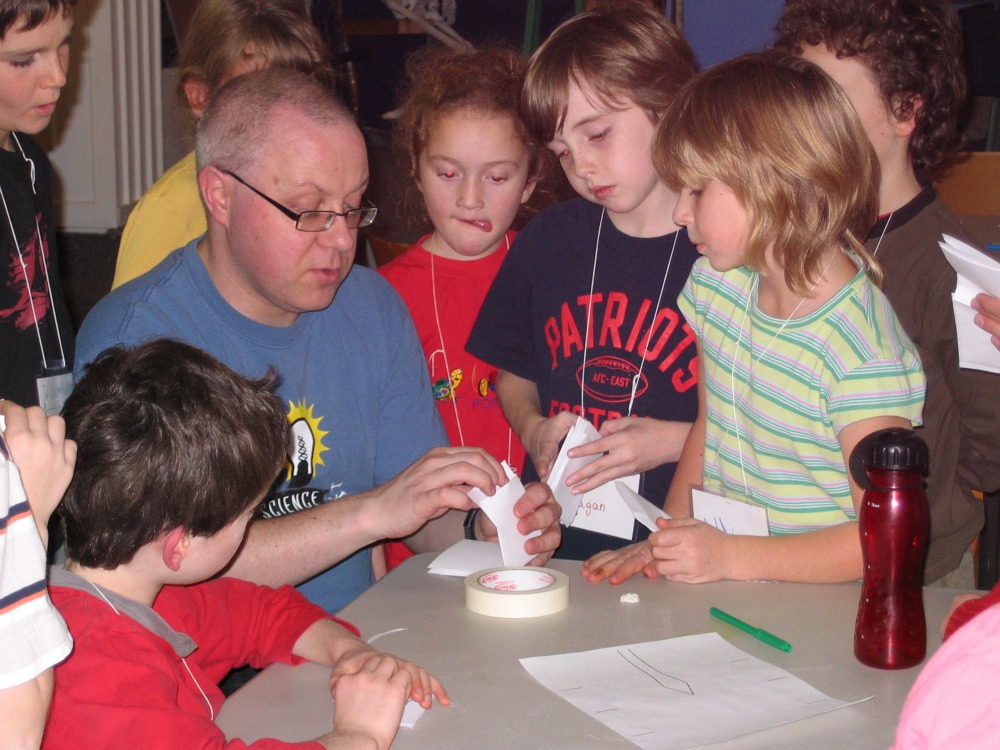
379, 45, 545, 560
112, 0, 332, 288
466, 5, 700, 560
774, 0, 1000, 587
0, 0, 77, 413
585, 51, 925, 585
0, 401, 74, 749
44, 340, 448, 749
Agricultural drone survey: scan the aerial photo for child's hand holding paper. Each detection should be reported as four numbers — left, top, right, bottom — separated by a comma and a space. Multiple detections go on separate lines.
939, 234, 1000, 373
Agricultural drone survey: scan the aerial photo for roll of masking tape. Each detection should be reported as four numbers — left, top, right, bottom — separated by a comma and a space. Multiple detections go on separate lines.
464, 567, 570, 618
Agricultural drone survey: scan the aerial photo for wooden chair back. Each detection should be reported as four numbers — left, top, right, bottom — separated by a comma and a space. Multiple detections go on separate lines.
934, 152, 1000, 216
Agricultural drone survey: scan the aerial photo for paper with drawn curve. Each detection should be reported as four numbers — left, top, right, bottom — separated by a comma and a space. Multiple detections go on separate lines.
691, 488, 769, 536
467, 462, 540, 567
547, 416, 603, 525
939, 234, 1000, 374
520, 633, 870, 750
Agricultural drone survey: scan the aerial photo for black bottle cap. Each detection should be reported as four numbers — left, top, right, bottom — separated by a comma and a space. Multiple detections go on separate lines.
848, 427, 928, 489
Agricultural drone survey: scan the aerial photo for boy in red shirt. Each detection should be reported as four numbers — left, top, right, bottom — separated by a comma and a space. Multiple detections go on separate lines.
45, 339, 448, 749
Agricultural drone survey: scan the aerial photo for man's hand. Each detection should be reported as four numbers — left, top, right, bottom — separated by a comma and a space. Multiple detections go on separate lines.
477, 481, 563, 565
373, 447, 504, 540
0, 401, 76, 547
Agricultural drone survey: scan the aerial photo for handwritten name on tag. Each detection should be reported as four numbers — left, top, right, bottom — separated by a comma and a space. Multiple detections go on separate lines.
691, 488, 769, 536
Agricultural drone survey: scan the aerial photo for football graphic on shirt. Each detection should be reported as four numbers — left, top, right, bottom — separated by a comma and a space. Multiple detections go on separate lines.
577, 355, 648, 403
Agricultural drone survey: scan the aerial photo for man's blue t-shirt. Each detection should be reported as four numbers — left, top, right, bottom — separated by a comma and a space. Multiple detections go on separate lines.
75, 240, 447, 612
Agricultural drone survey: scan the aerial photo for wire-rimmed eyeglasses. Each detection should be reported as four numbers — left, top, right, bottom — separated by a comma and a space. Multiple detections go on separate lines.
222, 169, 377, 232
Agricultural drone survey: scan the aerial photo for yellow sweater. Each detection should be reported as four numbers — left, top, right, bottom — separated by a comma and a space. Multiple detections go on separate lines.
113, 152, 206, 288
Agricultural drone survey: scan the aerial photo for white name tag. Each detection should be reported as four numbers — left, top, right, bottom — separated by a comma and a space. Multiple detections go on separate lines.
570, 473, 640, 540
691, 488, 770, 536
37, 369, 73, 416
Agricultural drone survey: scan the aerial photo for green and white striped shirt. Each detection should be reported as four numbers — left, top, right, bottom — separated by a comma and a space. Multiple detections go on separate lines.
679, 259, 925, 534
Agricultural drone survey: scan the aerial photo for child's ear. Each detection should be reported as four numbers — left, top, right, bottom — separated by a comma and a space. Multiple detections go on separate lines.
182, 76, 212, 119
893, 95, 921, 138
199, 166, 232, 227
161, 527, 191, 572
520, 177, 538, 205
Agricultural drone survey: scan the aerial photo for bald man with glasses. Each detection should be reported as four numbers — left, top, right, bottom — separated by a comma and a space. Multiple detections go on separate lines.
74, 68, 562, 615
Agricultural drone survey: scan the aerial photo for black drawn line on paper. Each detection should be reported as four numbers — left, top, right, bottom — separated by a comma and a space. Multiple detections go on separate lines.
617, 649, 694, 695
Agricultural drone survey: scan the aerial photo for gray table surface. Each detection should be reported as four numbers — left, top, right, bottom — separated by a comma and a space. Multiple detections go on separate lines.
218, 554, 966, 749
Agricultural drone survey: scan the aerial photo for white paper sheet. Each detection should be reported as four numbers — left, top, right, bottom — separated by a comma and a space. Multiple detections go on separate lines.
467, 462, 540, 567
520, 633, 871, 750
569, 472, 640, 539
427, 540, 504, 577
939, 234, 1000, 373
546, 417, 640, 538
691, 488, 770, 536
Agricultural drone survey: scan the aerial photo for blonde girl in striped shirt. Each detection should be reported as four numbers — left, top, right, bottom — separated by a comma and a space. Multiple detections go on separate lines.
584, 51, 925, 585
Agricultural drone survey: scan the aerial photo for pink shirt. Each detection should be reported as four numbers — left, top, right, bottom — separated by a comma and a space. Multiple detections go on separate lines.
893, 602, 1000, 748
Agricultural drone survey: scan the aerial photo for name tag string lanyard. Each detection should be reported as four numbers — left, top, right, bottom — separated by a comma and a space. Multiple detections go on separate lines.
725, 251, 836, 501
871, 211, 894, 257
579, 208, 680, 418
0, 133, 68, 371
429, 233, 513, 465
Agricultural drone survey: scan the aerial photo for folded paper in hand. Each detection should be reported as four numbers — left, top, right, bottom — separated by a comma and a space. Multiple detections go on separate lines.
548, 417, 665, 536
547, 417, 603, 525
467, 461, 540, 567
939, 234, 1000, 374
615, 481, 670, 531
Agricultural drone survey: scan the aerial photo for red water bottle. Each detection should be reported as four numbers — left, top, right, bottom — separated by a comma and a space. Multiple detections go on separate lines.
850, 427, 929, 669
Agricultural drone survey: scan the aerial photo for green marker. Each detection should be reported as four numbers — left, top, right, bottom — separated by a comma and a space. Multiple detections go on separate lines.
709, 607, 792, 652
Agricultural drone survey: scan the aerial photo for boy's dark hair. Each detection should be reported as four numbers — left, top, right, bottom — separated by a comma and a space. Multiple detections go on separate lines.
61, 339, 288, 569
774, 0, 967, 172
0, 0, 76, 38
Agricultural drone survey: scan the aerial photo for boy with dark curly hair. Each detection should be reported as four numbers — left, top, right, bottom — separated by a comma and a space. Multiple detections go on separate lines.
775, 0, 1000, 586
